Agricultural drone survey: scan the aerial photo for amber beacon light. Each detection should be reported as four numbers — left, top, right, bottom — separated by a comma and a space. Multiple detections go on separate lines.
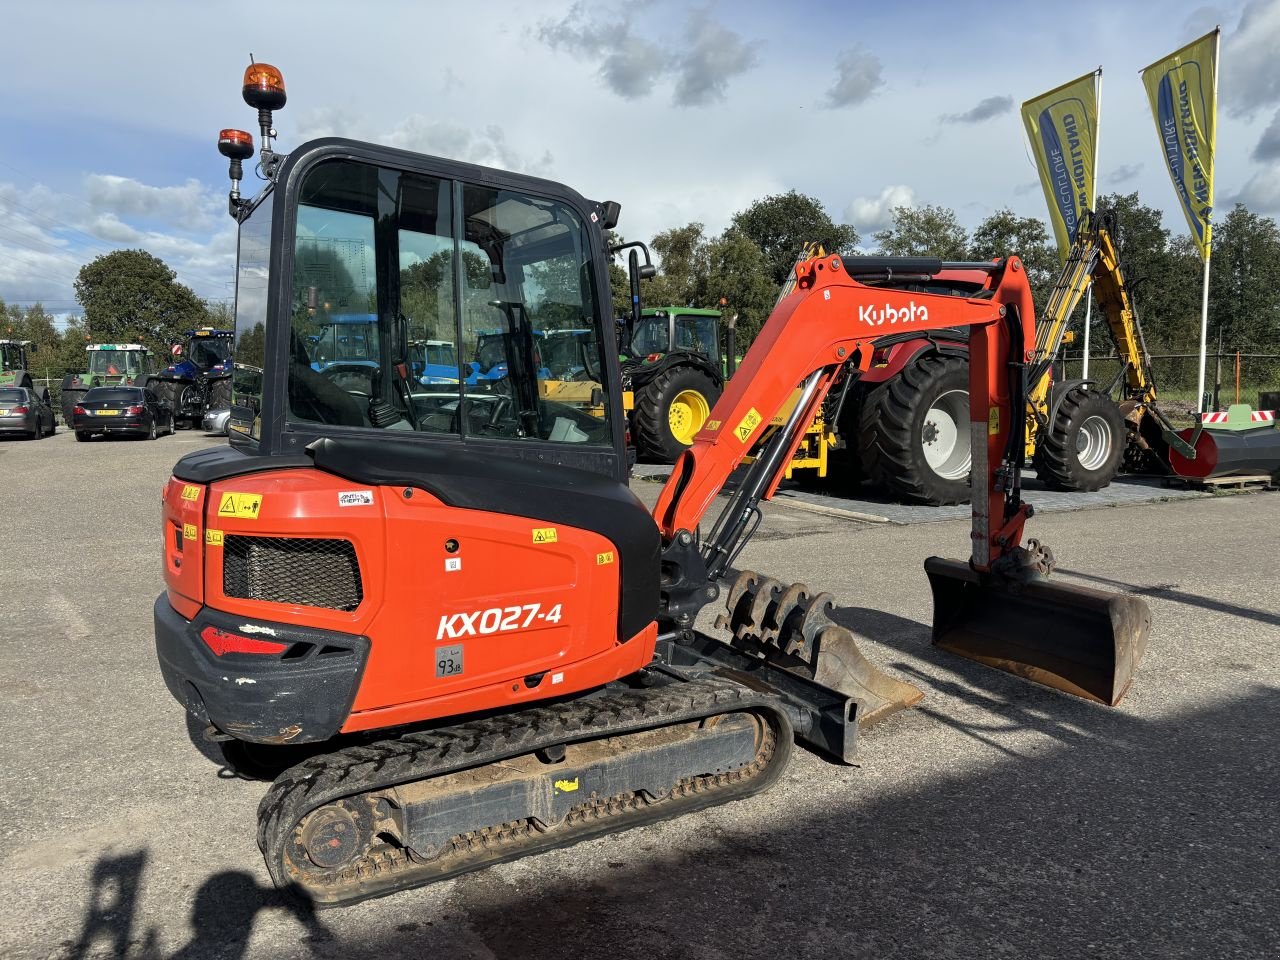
242, 62, 287, 111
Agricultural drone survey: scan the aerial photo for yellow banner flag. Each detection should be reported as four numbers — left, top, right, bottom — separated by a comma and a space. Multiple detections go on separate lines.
1022, 70, 1100, 261
1141, 29, 1219, 260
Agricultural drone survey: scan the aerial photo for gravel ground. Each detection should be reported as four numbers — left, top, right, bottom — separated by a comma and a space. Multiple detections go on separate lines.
1, 428, 1276, 960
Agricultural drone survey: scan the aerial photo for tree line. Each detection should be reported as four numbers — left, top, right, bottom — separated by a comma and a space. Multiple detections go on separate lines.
610, 190, 1280, 392
6, 192, 1277, 394
1, 249, 227, 387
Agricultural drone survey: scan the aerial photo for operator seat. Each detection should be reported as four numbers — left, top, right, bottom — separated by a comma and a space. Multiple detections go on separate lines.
287, 330, 370, 428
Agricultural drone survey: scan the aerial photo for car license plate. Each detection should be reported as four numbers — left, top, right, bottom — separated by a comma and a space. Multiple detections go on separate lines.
96, 409, 120, 416
0, 410, 8, 416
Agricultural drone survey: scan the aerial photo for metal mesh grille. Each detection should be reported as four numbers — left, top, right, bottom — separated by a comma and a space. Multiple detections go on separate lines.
223, 536, 363, 611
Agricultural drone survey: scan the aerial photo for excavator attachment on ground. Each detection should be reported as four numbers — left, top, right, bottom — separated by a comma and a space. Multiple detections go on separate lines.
924, 557, 1150, 705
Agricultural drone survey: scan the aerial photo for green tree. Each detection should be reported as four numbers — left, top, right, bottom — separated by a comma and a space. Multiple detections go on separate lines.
1094, 191, 1200, 355
604, 230, 632, 320
969, 208, 1057, 305
1208, 204, 1280, 386
74, 250, 207, 354
703, 227, 777, 344
731, 191, 859, 286
873, 205, 969, 259
646, 223, 711, 307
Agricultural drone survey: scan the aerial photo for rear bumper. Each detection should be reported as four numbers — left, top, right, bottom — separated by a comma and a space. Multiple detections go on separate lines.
74, 415, 147, 433
0, 419, 34, 433
153, 595, 370, 745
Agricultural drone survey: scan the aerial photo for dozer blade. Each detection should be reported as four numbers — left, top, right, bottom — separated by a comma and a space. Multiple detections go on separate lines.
924, 557, 1150, 705
716, 571, 924, 731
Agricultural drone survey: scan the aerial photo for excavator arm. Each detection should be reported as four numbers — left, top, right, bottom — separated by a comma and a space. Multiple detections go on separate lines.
654, 253, 1036, 594
652, 250, 1149, 707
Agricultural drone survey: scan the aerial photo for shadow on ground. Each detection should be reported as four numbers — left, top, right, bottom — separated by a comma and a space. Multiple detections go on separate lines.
59, 652, 1276, 960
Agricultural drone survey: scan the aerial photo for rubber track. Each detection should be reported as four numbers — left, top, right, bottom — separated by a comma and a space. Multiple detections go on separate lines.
257, 675, 792, 906
863, 354, 970, 505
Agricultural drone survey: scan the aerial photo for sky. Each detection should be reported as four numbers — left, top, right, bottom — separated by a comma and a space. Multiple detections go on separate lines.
1, 0, 1277, 325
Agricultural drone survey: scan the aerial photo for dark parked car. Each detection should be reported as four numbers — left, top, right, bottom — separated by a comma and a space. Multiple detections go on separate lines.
73, 386, 174, 441
0, 386, 56, 439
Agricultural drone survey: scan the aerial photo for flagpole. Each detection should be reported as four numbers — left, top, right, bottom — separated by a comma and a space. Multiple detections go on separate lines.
1082, 66, 1102, 380
1196, 252, 1211, 411
1195, 29, 1220, 414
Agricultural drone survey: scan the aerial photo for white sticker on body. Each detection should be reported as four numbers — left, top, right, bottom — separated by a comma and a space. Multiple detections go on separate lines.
338, 490, 375, 507
445, 557, 462, 572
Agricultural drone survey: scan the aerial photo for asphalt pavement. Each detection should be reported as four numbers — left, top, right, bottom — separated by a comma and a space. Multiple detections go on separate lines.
1, 429, 1276, 960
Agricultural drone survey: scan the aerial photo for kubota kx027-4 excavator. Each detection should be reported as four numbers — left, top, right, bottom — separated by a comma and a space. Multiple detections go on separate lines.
153, 63, 1151, 906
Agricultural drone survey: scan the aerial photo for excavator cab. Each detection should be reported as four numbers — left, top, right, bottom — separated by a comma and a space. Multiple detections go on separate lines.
226, 140, 628, 481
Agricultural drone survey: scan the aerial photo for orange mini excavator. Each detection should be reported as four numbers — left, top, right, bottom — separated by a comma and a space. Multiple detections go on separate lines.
154, 62, 1150, 905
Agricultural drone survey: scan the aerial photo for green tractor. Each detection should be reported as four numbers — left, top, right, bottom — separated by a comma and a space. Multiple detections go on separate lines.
60, 343, 153, 425
621, 306, 732, 462
0, 339, 50, 405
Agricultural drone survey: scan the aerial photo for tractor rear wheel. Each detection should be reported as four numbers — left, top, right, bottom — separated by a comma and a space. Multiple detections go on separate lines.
861, 353, 972, 505
1034, 387, 1125, 491
209, 377, 232, 411
147, 378, 181, 426
60, 377, 86, 426
632, 366, 721, 463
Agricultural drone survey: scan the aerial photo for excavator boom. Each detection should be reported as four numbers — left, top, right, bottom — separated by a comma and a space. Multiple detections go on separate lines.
653, 251, 1149, 707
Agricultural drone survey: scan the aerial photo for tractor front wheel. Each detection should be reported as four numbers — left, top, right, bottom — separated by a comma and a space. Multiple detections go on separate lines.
632, 366, 721, 463
1034, 387, 1125, 491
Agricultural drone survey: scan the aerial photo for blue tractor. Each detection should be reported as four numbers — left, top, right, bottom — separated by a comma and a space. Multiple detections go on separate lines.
145, 328, 235, 428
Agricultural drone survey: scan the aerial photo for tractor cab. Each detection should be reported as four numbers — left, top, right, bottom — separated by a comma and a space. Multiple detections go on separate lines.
627, 308, 722, 370
86, 344, 150, 384
223, 135, 629, 479
0, 340, 35, 387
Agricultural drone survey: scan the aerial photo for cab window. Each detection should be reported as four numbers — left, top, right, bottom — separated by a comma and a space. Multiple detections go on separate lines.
285, 158, 613, 446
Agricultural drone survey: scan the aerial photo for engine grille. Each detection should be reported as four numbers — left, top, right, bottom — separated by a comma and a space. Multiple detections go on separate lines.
223, 536, 363, 611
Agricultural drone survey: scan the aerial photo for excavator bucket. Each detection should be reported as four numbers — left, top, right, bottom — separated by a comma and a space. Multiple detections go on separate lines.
716, 572, 924, 730
924, 557, 1150, 705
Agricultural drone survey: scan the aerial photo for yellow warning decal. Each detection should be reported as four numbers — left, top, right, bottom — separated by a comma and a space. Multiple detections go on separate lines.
180, 484, 201, 501
532, 527, 558, 544
217, 492, 263, 520
183, 523, 198, 542
734, 408, 763, 443
596, 551, 615, 565
205, 529, 225, 547
554, 777, 580, 794
705, 419, 721, 431
988, 407, 1000, 436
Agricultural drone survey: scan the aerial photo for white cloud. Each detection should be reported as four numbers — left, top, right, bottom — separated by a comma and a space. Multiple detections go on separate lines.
1222, 0, 1280, 118
942, 95, 1013, 124
84, 175, 216, 228
293, 108, 554, 176
844, 185, 916, 233
1231, 167, 1280, 215
672, 8, 762, 107
824, 46, 884, 108
539, 2, 758, 106
1252, 108, 1280, 161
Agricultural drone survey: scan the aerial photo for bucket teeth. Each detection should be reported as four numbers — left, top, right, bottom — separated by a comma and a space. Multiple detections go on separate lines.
715, 570, 924, 728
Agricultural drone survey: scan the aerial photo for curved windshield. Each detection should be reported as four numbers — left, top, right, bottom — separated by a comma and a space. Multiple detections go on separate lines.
187, 338, 232, 369
88, 350, 145, 377
630, 316, 668, 356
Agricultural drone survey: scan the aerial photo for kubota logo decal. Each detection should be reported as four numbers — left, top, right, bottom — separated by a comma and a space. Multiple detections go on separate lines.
436, 603, 563, 640
859, 302, 929, 327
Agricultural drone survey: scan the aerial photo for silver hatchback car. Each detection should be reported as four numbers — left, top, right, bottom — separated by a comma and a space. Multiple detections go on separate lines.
202, 407, 231, 435
0, 386, 56, 439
